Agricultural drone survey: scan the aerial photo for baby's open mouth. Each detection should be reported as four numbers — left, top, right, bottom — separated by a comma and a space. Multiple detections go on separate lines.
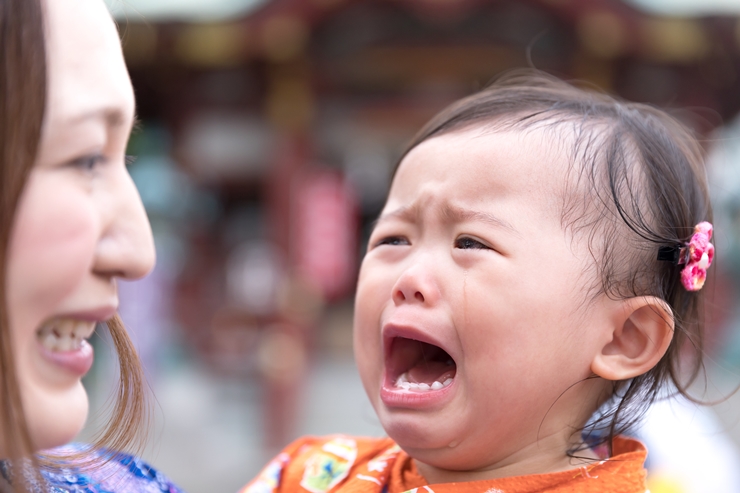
36, 318, 96, 352
387, 337, 456, 391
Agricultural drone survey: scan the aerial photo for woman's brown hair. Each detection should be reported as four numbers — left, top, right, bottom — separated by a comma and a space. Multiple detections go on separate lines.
0, 0, 149, 487
398, 70, 712, 454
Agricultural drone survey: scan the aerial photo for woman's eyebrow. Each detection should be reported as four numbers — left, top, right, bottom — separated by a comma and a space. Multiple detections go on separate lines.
442, 204, 519, 236
68, 105, 137, 130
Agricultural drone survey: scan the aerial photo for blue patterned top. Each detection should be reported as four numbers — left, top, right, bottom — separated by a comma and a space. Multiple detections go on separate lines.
0, 443, 185, 493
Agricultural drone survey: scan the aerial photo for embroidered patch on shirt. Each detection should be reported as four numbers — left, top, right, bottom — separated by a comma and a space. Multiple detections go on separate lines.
300, 438, 357, 493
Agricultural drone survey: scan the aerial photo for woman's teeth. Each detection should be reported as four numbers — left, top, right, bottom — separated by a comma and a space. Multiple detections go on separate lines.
394, 372, 453, 391
37, 318, 96, 352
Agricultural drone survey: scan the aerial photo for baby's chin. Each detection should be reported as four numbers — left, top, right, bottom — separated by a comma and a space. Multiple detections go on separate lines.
25, 382, 89, 451
393, 435, 499, 474
380, 411, 536, 475
379, 410, 481, 467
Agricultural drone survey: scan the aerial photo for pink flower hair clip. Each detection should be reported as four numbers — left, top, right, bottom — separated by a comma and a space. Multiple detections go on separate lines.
657, 221, 714, 292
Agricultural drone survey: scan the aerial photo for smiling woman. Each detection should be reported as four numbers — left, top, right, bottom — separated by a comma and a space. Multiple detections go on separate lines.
0, 0, 182, 491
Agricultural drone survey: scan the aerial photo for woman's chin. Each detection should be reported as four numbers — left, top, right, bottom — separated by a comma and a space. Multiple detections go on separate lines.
25, 382, 89, 451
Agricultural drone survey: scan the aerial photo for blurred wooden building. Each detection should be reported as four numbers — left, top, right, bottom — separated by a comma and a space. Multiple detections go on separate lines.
113, 0, 740, 444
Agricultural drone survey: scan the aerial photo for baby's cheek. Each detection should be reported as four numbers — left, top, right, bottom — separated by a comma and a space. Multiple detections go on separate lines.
353, 267, 387, 384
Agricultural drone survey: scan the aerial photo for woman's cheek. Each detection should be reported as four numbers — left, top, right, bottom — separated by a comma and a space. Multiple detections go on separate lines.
7, 173, 98, 325
4, 172, 98, 450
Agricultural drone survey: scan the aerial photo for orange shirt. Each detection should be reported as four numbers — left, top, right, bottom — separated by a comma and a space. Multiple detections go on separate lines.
240, 435, 648, 493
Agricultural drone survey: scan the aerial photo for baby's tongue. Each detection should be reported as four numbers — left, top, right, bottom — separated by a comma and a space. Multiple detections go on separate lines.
407, 361, 455, 385
406, 345, 456, 385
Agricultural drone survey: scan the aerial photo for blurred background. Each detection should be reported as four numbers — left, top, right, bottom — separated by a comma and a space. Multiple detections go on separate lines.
78, 0, 740, 491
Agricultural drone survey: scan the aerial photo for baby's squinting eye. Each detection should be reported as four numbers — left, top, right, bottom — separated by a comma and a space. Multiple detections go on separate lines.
71, 153, 107, 172
375, 236, 410, 247
455, 237, 489, 250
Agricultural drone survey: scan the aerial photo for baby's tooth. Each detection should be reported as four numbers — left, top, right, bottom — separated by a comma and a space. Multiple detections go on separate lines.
443, 378, 453, 387
418, 383, 430, 391
400, 382, 411, 390
431, 381, 443, 390
407, 382, 420, 390
395, 375, 409, 389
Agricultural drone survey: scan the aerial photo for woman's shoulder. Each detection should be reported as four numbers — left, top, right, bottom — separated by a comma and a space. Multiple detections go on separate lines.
36, 443, 185, 493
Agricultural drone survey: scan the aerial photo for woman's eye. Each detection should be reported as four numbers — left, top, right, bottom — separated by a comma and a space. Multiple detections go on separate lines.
455, 237, 489, 250
375, 236, 409, 247
71, 153, 106, 171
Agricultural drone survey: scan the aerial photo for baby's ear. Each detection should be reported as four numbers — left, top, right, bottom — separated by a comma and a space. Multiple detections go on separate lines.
591, 297, 674, 381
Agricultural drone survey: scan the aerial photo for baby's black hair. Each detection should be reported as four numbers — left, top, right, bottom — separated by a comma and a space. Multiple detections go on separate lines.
396, 69, 712, 455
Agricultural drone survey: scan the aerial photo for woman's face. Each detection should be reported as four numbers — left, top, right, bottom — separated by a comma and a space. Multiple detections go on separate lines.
3, 0, 155, 451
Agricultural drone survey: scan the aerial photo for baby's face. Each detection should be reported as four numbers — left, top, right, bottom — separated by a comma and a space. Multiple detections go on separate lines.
354, 127, 616, 473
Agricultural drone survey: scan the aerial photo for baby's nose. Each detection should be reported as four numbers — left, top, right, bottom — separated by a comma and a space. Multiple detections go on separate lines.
394, 288, 426, 304
391, 263, 440, 306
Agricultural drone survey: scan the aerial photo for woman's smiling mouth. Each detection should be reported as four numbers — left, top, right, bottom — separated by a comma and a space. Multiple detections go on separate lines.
35, 316, 100, 376
37, 318, 96, 352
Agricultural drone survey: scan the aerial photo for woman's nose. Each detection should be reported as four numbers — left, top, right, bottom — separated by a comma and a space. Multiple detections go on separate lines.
93, 168, 155, 280
391, 261, 441, 307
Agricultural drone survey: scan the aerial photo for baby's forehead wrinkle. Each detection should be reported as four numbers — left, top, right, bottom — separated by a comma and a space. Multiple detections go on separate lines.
440, 203, 520, 236
375, 203, 420, 226
375, 199, 520, 237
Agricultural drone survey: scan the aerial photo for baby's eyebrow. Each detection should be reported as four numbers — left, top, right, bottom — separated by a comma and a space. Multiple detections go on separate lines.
371, 205, 418, 230
372, 204, 518, 236
442, 204, 519, 236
